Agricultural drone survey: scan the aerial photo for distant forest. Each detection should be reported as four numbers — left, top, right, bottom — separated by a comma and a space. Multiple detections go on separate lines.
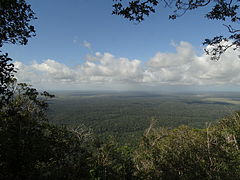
48, 91, 240, 145
3, 85, 240, 179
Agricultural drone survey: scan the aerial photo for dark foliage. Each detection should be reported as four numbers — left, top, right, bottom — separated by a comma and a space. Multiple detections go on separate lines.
112, 0, 159, 22
0, 0, 36, 105
0, 83, 96, 179
2, 83, 240, 179
134, 113, 240, 179
0, 0, 36, 47
0, 52, 15, 107
91, 137, 136, 179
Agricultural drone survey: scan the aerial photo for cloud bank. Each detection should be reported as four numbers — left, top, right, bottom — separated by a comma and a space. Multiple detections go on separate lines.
14, 42, 240, 91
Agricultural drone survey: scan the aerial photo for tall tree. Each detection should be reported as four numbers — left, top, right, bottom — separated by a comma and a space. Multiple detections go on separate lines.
0, 0, 36, 105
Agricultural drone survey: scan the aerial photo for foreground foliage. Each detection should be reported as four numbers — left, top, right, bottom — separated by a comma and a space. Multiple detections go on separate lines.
0, 83, 95, 179
1, 83, 240, 179
135, 114, 240, 179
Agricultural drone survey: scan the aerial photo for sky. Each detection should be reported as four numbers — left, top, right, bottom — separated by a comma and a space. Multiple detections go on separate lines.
2, 0, 240, 91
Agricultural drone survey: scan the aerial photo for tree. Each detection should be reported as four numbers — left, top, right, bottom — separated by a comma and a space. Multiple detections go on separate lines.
0, 53, 15, 107
0, 0, 36, 105
0, 0, 36, 47
0, 83, 52, 179
91, 137, 136, 179
0, 82, 99, 179
112, 0, 240, 60
0, 2, 101, 179
133, 116, 240, 179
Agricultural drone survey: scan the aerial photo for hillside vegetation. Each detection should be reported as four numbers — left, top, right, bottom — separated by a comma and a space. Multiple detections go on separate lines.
1, 85, 240, 179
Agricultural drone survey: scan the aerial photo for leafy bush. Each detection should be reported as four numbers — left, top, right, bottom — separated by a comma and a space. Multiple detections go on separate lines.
133, 114, 240, 179
0, 83, 96, 179
90, 137, 136, 180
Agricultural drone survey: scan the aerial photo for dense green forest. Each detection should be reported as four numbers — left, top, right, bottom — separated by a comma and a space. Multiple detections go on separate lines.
2, 85, 240, 179
48, 91, 240, 145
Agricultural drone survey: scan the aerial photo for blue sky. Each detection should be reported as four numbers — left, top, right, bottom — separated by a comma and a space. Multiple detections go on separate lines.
3, 0, 226, 64
3, 0, 240, 91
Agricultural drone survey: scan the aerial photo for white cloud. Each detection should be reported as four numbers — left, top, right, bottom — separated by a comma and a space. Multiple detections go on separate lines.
148, 41, 195, 68
143, 41, 240, 87
83, 41, 91, 49
14, 53, 142, 90
14, 42, 240, 90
